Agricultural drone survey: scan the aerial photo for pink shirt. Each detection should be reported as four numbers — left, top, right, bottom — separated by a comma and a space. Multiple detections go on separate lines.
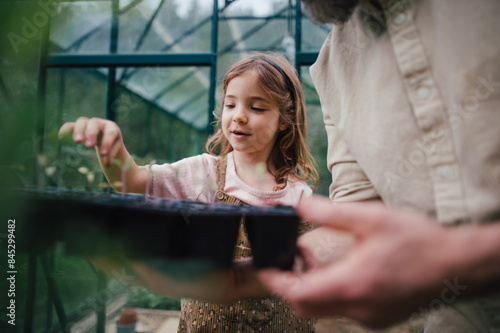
151, 151, 312, 206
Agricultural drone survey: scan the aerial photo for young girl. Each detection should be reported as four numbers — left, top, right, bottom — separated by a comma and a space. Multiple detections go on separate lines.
60, 52, 318, 332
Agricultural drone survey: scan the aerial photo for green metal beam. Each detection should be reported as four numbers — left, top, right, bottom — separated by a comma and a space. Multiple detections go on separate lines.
46, 53, 216, 68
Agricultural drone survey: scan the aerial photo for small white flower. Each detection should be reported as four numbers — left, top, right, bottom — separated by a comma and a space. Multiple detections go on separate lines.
78, 166, 89, 174
45, 166, 56, 177
37, 155, 49, 167
86, 172, 95, 184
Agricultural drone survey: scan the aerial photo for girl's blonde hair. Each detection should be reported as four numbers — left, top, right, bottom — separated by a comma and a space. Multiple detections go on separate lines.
206, 52, 318, 190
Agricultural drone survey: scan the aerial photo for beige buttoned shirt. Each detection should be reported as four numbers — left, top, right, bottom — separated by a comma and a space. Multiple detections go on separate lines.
311, 0, 500, 225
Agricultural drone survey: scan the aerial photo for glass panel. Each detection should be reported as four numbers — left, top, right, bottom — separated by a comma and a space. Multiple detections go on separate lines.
0, 24, 41, 188
148, 108, 208, 162
41, 66, 209, 191
15, 254, 52, 333
301, 66, 329, 196
46, 247, 101, 330
49, 1, 112, 54
49, 0, 216, 55
41, 68, 108, 191
301, 17, 331, 52
118, 0, 213, 54
115, 66, 209, 163
219, 0, 292, 56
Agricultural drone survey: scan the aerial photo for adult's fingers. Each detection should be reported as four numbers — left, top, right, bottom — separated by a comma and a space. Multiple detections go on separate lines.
259, 264, 375, 320
257, 269, 306, 299
297, 195, 387, 236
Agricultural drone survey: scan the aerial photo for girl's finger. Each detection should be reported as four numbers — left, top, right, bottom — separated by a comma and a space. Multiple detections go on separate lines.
106, 136, 123, 166
99, 122, 121, 156
257, 269, 305, 298
84, 118, 105, 148
73, 117, 89, 143
58, 122, 75, 138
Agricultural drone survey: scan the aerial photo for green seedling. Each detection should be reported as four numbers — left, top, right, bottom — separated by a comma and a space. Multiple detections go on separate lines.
143, 160, 156, 201
112, 157, 133, 197
78, 166, 95, 193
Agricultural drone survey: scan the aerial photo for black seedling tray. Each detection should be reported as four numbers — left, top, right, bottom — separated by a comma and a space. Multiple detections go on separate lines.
16, 188, 300, 271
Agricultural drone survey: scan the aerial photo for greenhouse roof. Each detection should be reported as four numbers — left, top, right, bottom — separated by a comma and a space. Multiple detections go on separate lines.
45, 0, 329, 131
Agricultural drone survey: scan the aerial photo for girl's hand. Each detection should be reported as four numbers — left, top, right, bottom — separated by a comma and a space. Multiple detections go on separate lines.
59, 117, 123, 165
129, 259, 269, 303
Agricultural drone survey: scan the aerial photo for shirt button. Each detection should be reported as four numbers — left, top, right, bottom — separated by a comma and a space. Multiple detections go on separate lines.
417, 86, 430, 100
393, 13, 406, 25
438, 165, 453, 180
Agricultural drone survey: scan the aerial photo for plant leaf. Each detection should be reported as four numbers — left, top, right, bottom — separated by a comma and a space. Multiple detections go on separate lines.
45, 166, 56, 177
37, 154, 49, 167
112, 181, 123, 188
112, 159, 123, 167
123, 157, 133, 171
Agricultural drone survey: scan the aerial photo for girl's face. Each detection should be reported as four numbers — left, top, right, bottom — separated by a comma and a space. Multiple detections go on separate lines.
222, 71, 287, 162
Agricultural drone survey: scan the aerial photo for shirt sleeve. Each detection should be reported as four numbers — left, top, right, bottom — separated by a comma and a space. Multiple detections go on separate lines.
310, 38, 380, 203
325, 123, 380, 202
150, 154, 218, 202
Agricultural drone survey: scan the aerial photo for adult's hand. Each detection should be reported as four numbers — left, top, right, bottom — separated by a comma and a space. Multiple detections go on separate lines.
258, 195, 472, 328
